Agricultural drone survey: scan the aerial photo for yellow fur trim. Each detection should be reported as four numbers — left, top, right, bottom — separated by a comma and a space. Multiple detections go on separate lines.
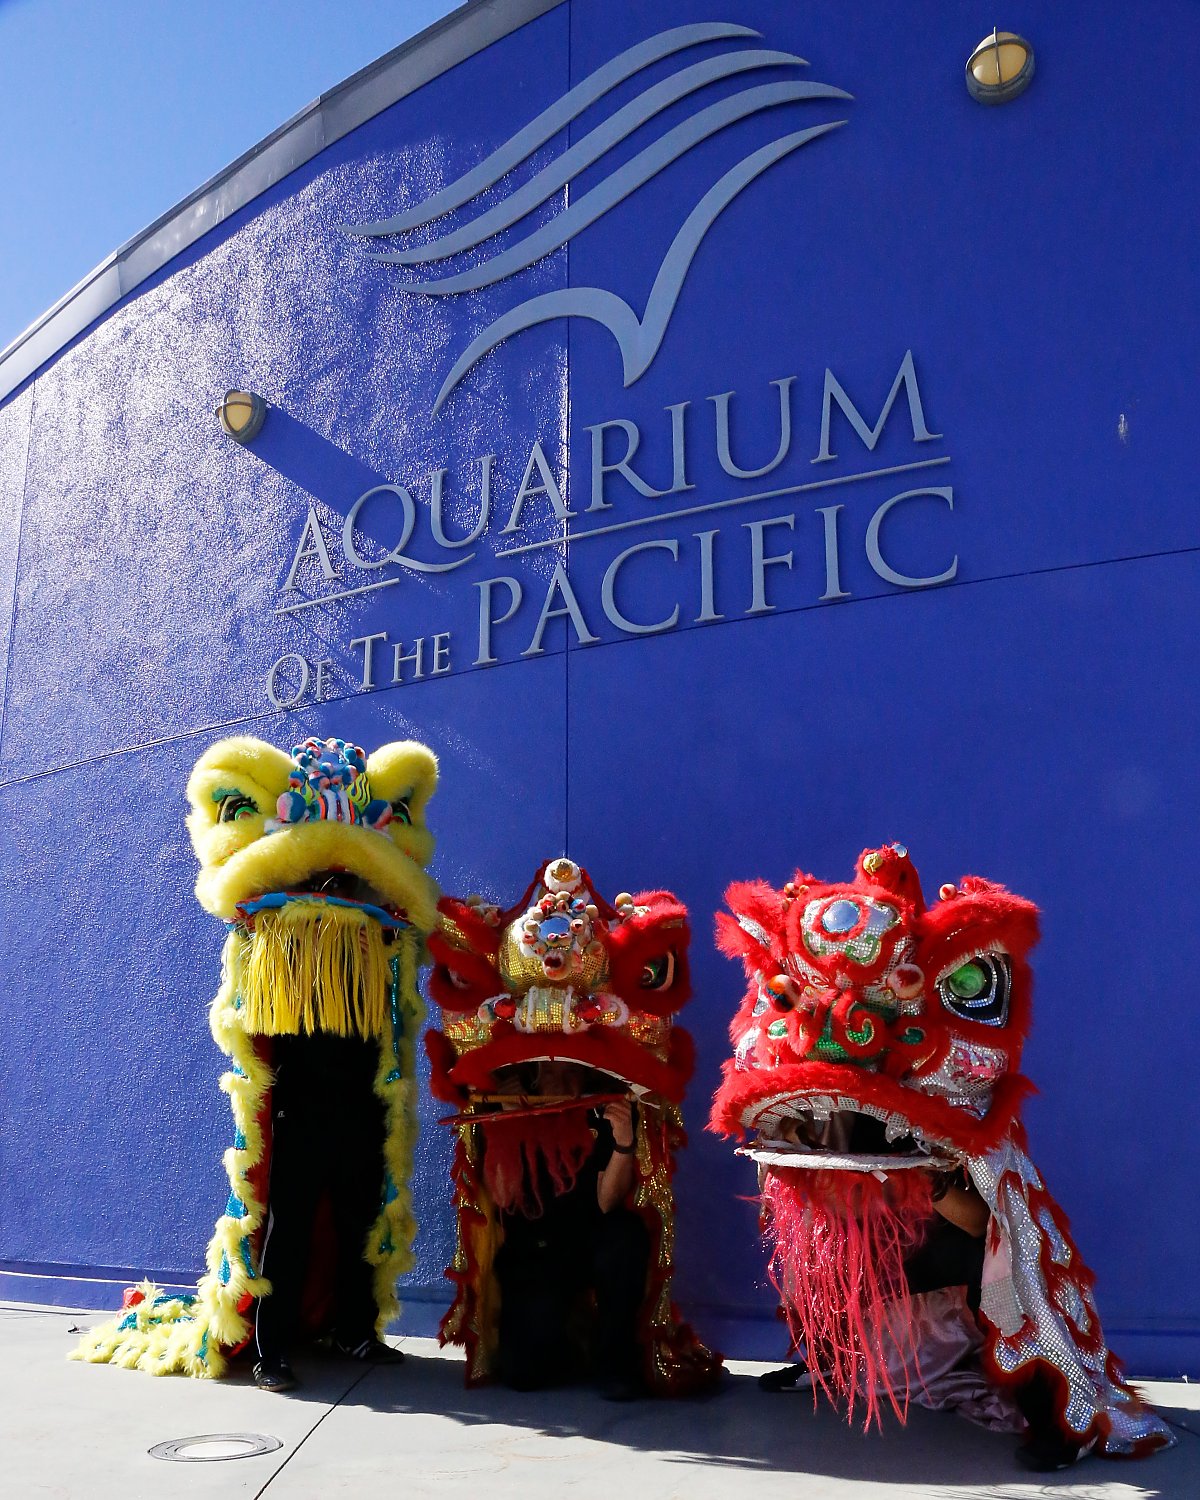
194, 819, 438, 926
366, 937, 425, 1332
365, 741, 438, 821
232, 905, 393, 1039
72, 939, 273, 1377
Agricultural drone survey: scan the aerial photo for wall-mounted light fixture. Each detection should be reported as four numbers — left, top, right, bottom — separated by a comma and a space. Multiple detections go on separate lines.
216, 389, 267, 443
965, 30, 1035, 105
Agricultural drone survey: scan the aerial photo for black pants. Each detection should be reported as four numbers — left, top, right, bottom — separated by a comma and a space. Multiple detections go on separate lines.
494, 1209, 650, 1389
255, 1035, 385, 1363
905, 1218, 985, 1311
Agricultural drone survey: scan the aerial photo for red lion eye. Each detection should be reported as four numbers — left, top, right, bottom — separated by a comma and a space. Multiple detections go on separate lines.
640, 952, 676, 991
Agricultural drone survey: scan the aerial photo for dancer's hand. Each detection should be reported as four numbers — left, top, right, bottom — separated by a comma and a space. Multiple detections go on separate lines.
603, 1097, 635, 1150
598, 1097, 637, 1212
926, 1169, 989, 1237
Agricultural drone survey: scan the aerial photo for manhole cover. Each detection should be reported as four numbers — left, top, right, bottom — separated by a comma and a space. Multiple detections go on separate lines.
148, 1432, 283, 1463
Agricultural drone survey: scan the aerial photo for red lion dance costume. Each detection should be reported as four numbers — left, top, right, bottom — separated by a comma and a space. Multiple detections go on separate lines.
426, 857, 720, 1394
710, 842, 1172, 1460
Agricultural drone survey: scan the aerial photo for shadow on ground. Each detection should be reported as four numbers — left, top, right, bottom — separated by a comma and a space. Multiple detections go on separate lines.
14, 1308, 1196, 1499
291, 1346, 1195, 1496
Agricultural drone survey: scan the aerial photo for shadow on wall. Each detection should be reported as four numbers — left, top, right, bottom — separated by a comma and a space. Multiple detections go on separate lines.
253, 408, 475, 586
254, 409, 377, 525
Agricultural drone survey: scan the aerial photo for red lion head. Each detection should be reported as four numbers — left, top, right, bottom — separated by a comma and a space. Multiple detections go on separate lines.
426, 857, 696, 1105
710, 842, 1041, 1161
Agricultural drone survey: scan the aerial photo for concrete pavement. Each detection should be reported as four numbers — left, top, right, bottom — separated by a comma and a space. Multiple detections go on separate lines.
3, 1301, 1197, 1499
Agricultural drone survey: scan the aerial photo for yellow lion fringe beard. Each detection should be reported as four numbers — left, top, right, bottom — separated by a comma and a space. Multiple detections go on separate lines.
233, 901, 391, 1039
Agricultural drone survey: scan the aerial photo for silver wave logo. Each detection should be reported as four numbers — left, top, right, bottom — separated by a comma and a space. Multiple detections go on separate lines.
347, 22, 850, 413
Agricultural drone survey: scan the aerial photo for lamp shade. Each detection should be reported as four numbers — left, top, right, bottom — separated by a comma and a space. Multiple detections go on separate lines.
966, 30, 1035, 104
217, 389, 267, 443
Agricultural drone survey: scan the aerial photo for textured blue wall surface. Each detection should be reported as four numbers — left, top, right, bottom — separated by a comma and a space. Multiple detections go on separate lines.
0, 391, 30, 722
1, 0, 1197, 1373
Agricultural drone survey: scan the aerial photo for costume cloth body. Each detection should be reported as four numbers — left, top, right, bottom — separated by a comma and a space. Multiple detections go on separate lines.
426, 858, 721, 1394
709, 843, 1173, 1456
492, 1111, 650, 1389
74, 735, 439, 1378
253, 1031, 387, 1363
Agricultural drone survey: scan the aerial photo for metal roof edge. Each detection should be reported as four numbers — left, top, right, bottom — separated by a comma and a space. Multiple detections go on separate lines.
0, 0, 565, 405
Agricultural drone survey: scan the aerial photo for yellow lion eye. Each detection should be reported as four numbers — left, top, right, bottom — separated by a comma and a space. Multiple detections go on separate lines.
217, 793, 258, 824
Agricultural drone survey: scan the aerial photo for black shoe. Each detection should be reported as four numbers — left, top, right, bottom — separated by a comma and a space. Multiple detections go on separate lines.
331, 1335, 406, 1365
253, 1357, 299, 1393
599, 1374, 646, 1403
759, 1363, 805, 1392
1015, 1429, 1083, 1472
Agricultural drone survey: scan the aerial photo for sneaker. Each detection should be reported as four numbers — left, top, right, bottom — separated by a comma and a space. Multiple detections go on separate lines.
758, 1363, 805, 1392
331, 1335, 406, 1365
599, 1373, 646, 1403
253, 1357, 299, 1393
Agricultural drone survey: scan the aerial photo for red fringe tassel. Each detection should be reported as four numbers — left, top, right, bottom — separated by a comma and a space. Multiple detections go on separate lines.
762, 1167, 934, 1430
478, 1109, 597, 1216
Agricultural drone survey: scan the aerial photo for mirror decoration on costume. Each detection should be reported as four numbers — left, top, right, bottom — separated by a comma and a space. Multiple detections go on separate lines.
710, 843, 1173, 1455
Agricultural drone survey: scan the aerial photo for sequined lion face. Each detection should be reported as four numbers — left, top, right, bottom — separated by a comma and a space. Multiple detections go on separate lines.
185, 735, 439, 927
710, 844, 1041, 1159
426, 858, 696, 1104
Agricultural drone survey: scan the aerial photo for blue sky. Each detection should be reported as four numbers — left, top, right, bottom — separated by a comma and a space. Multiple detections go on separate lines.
0, 0, 459, 354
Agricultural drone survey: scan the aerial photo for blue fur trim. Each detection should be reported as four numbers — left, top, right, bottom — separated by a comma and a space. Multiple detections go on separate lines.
237, 891, 410, 931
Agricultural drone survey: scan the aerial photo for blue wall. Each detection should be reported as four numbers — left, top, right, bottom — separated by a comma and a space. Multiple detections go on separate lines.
1, 0, 1197, 1374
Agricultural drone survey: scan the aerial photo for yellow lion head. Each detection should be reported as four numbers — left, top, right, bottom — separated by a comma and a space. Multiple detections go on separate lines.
186, 734, 438, 924
185, 734, 439, 1038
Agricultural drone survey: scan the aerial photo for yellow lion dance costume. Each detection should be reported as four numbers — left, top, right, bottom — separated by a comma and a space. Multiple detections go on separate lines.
74, 734, 438, 1379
